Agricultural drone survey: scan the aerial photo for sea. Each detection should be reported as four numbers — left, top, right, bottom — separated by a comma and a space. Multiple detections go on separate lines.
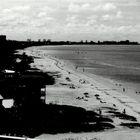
42, 45, 140, 84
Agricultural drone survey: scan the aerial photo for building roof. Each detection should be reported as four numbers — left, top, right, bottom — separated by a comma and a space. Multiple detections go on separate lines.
0, 94, 3, 99
4, 69, 15, 74
2, 99, 14, 108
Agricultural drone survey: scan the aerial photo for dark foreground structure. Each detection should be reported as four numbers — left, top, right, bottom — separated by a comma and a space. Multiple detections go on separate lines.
0, 135, 26, 140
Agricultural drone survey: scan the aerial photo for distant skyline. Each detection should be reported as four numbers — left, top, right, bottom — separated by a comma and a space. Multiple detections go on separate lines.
0, 0, 140, 41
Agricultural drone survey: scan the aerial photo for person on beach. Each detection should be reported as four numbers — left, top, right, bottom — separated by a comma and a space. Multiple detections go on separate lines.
123, 108, 126, 114
123, 88, 125, 92
83, 68, 85, 72
99, 109, 102, 115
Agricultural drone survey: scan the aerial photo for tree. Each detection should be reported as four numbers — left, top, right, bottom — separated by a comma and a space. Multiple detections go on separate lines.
38, 39, 41, 42
27, 39, 31, 42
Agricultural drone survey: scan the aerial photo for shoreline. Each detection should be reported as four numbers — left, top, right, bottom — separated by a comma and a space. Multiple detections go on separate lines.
56, 57, 140, 103
57, 56, 140, 104
20, 46, 140, 139
23, 47, 140, 115
37, 45, 140, 103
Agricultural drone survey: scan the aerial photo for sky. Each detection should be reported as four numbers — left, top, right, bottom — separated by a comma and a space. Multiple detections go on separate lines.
0, 0, 140, 41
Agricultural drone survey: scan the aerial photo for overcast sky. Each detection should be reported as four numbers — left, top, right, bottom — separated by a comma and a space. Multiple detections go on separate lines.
0, 0, 140, 41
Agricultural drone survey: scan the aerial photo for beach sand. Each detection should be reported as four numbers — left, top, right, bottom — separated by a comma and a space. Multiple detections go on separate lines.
18, 46, 140, 140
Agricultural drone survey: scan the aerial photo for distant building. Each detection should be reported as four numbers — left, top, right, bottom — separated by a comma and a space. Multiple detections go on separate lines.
0, 94, 3, 100
0, 95, 14, 109
2, 99, 14, 108
2, 69, 16, 78
40, 85, 46, 103
0, 35, 6, 42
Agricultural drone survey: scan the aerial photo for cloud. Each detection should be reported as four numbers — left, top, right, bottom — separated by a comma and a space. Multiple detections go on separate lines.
39, 6, 55, 13
93, 3, 117, 11
61, 21, 140, 41
63, 11, 139, 35
86, 16, 97, 26
116, 11, 122, 18
33, 17, 55, 28
11, 5, 30, 12
0, 4, 56, 34
68, 3, 80, 12
102, 11, 122, 21
0, 5, 31, 23
65, 14, 97, 29
103, 3, 117, 11
0, 6, 30, 28
66, 15, 78, 22
0, 0, 139, 41
102, 14, 112, 20
2, 5, 30, 14
38, 12, 47, 18
68, 3, 91, 12
68, 2, 117, 13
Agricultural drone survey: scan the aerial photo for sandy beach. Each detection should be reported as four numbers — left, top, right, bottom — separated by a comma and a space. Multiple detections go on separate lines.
18, 46, 140, 140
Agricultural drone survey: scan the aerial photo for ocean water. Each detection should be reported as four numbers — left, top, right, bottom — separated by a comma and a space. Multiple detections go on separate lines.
42, 45, 140, 83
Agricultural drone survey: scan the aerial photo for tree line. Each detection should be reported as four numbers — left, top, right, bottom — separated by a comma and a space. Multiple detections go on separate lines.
25, 39, 139, 46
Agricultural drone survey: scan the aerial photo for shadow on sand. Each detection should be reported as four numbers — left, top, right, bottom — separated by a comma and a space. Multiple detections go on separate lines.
0, 104, 115, 138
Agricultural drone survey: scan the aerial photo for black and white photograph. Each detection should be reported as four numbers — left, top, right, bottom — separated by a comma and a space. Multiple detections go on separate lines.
0, 0, 140, 140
